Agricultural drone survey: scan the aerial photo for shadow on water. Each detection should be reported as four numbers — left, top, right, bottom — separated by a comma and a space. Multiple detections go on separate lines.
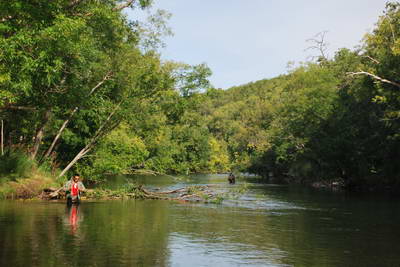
1, 173, 400, 266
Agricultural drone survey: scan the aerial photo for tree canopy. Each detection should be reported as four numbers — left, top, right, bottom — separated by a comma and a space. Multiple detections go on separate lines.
1, 1, 400, 190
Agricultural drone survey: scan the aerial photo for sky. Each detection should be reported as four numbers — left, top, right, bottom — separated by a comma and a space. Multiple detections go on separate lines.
127, 0, 390, 89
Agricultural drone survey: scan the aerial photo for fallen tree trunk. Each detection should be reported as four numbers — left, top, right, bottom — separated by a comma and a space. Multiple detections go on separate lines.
41, 187, 65, 199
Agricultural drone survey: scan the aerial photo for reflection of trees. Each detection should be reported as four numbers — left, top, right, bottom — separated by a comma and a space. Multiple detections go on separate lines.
0, 202, 72, 266
0, 201, 171, 267
166, 194, 400, 267
1, 195, 400, 267
72, 201, 170, 267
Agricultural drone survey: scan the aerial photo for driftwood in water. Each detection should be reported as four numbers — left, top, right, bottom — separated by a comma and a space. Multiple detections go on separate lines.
41, 184, 223, 203
41, 187, 65, 199
140, 185, 221, 202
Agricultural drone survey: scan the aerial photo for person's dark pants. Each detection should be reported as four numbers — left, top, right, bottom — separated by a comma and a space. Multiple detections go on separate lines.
67, 194, 80, 205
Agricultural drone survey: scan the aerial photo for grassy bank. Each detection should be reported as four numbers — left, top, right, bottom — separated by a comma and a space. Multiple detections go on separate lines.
0, 151, 60, 199
0, 175, 57, 199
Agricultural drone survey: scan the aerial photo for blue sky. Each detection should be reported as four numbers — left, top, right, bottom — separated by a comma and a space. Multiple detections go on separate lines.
128, 1, 389, 89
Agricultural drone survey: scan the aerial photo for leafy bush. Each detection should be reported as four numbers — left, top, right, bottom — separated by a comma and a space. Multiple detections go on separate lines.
0, 150, 37, 179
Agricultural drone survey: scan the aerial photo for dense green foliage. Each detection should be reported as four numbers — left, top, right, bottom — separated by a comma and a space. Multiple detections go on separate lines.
198, 2, 400, 189
2, 1, 400, 190
0, 0, 215, 181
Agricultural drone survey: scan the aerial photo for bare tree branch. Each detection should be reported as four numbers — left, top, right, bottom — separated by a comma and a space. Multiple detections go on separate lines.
58, 100, 123, 178
113, 0, 136, 11
305, 31, 329, 61
48, 75, 69, 93
30, 109, 52, 160
347, 71, 400, 89
42, 71, 112, 160
362, 55, 381, 64
385, 16, 396, 46
0, 105, 37, 111
1, 16, 13, 22
88, 71, 112, 95
68, 0, 85, 8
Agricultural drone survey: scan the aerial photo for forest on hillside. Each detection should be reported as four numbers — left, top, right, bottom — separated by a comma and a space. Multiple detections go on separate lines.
1, 1, 400, 191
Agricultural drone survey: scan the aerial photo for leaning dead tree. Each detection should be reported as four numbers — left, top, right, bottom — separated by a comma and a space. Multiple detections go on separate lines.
113, 0, 136, 11
347, 71, 400, 89
30, 109, 51, 160
57, 100, 123, 178
68, 0, 138, 11
42, 71, 112, 160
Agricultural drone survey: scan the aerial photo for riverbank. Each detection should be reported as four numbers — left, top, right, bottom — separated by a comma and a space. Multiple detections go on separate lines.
0, 174, 231, 204
248, 173, 400, 195
0, 175, 58, 199
2, 172, 400, 202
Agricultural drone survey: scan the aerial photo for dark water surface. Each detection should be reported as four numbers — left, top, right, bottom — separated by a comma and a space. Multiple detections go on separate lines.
1, 174, 400, 267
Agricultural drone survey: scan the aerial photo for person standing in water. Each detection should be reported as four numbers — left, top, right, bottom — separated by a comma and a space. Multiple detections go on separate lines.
64, 175, 86, 204
228, 172, 236, 184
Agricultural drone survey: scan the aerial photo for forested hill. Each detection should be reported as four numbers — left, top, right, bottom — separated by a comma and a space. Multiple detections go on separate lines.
1, 1, 400, 191
199, 1, 400, 189
202, 42, 400, 190
200, 65, 340, 181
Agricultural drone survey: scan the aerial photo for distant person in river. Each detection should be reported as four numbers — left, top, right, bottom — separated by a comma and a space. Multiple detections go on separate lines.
64, 175, 86, 205
228, 172, 236, 184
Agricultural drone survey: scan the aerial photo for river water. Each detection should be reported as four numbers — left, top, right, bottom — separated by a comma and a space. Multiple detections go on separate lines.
0, 174, 399, 267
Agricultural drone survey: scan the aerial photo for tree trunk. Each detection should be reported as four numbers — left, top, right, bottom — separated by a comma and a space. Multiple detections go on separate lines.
1, 120, 3, 156
113, 0, 135, 11
8, 130, 12, 150
57, 145, 92, 178
30, 109, 51, 160
57, 101, 122, 178
347, 71, 400, 89
42, 107, 78, 159
42, 72, 111, 161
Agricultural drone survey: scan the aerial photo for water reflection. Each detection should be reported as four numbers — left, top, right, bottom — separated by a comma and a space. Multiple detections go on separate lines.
65, 204, 83, 235
0, 175, 400, 267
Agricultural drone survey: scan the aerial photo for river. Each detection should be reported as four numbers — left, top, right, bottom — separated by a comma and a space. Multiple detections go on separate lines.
0, 174, 399, 266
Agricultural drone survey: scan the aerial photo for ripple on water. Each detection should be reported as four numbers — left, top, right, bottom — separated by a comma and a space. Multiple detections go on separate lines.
167, 233, 291, 267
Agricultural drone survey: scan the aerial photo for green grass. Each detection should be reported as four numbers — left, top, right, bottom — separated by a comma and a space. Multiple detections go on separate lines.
0, 150, 58, 199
